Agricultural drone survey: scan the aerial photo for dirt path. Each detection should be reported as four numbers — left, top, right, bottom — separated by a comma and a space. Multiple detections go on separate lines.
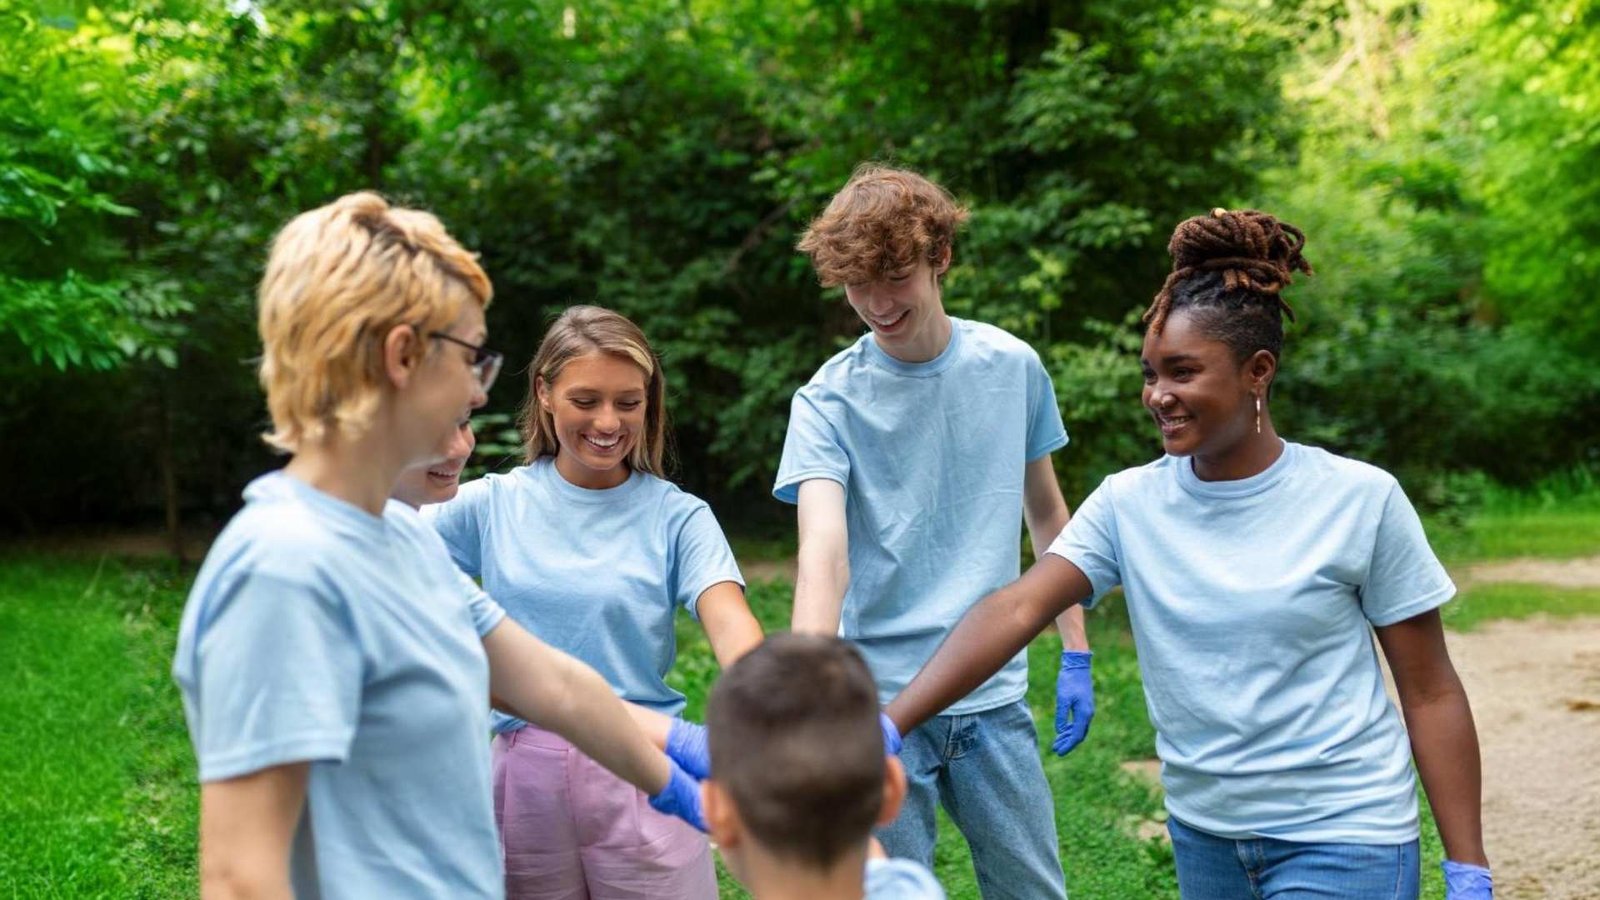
1451, 550, 1600, 897
1445, 616, 1600, 899
1459, 555, 1600, 590
1115, 556, 1600, 897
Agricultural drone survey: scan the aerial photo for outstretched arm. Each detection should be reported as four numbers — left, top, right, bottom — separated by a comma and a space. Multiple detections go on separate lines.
1023, 455, 1088, 651
483, 620, 670, 796
1376, 610, 1488, 868
699, 582, 764, 665
886, 554, 1093, 734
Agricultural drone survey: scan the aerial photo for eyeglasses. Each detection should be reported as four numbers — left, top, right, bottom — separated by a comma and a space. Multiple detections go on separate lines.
429, 332, 504, 392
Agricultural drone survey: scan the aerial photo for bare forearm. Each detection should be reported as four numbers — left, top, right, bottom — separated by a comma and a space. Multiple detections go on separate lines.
485, 624, 670, 795
521, 659, 671, 794
792, 548, 847, 634
700, 584, 765, 666
200, 871, 292, 900
886, 563, 1073, 733
626, 702, 674, 751
1024, 470, 1083, 652
1404, 688, 1488, 865
1055, 605, 1089, 651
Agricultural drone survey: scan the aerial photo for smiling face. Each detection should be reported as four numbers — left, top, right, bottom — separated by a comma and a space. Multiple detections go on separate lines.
843, 254, 952, 363
1140, 308, 1275, 470
401, 304, 489, 468
537, 350, 649, 490
392, 419, 476, 508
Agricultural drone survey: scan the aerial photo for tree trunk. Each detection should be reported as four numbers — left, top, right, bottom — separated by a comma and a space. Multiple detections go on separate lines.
161, 376, 184, 563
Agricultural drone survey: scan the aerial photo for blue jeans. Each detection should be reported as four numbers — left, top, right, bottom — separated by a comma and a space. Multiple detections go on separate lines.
877, 699, 1067, 900
1167, 816, 1420, 899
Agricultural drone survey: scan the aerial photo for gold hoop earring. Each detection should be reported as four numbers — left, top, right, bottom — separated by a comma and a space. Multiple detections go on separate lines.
1254, 393, 1262, 435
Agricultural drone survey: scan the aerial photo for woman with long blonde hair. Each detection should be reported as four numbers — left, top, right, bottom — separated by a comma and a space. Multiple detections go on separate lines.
429, 305, 764, 899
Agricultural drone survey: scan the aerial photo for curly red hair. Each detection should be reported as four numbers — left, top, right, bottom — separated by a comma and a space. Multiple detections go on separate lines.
796, 165, 969, 287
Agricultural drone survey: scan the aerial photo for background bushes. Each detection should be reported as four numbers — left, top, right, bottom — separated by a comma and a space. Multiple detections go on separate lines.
2, 0, 1595, 536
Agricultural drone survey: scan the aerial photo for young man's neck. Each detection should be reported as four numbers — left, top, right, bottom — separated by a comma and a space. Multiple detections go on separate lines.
876, 310, 953, 364
740, 845, 870, 900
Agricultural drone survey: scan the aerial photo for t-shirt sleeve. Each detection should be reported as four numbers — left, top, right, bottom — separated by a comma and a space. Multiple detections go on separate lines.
671, 503, 746, 619
190, 571, 363, 781
1359, 480, 1456, 627
405, 501, 507, 637
1025, 350, 1069, 462
773, 389, 850, 504
456, 567, 508, 637
423, 479, 489, 577
1044, 477, 1122, 609
864, 858, 947, 899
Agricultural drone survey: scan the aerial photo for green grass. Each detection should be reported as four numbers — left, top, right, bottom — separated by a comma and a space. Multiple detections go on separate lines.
4, 476, 1597, 898
1441, 583, 1600, 632
0, 556, 197, 897
1428, 468, 1600, 564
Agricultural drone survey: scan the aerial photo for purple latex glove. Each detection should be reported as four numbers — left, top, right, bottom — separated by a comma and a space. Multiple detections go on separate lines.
880, 711, 903, 756
647, 757, 706, 832
1442, 860, 1492, 899
665, 718, 710, 780
1052, 650, 1095, 756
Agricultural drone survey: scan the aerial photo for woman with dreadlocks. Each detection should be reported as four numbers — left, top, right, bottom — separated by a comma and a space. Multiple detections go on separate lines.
883, 209, 1492, 899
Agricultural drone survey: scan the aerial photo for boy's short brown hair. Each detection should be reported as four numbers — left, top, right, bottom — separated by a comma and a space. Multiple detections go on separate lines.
796, 164, 969, 287
706, 633, 884, 869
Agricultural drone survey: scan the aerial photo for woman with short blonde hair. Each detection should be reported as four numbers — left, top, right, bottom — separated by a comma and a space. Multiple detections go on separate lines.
173, 194, 703, 899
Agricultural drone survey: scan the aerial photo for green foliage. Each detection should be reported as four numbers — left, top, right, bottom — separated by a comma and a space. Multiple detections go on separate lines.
1427, 466, 1600, 563
1044, 311, 1157, 492
0, 5, 188, 371
3, 0, 1599, 529
1255, 0, 1600, 496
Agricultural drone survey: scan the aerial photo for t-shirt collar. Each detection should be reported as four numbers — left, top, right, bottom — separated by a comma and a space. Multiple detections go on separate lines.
245, 470, 391, 540
526, 455, 647, 505
1174, 439, 1295, 500
864, 316, 964, 377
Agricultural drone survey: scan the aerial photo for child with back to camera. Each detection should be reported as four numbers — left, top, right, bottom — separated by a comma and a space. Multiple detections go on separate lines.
703, 633, 945, 900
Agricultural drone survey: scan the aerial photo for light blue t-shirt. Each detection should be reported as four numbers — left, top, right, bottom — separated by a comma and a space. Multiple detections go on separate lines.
866, 857, 947, 898
1047, 442, 1455, 843
774, 318, 1068, 713
428, 457, 744, 724
173, 472, 508, 900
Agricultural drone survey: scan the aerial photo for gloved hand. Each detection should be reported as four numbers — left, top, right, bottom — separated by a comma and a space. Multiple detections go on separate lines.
647, 757, 706, 832
1052, 650, 1095, 756
665, 717, 710, 780
1442, 860, 1492, 899
880, 711, 903, 756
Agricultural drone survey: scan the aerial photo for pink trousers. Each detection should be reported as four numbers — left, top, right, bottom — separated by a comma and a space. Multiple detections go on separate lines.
492, 725, 717, 900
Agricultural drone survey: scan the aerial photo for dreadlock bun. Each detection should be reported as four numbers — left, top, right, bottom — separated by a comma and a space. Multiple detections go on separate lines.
1143, 208, 1313, 335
